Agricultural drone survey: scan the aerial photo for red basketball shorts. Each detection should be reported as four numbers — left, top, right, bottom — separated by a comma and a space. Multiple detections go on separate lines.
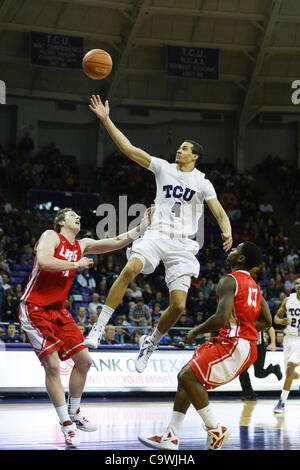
189, 336, 257, 390
18, 301, 86, 361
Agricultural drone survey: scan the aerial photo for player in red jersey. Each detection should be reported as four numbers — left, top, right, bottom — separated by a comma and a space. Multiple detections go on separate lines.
139, 242, 272, 451
18, 206, 152, 447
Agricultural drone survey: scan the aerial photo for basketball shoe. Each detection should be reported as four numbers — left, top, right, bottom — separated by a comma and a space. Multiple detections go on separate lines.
70, 408, 98, 432
84, 322, 105, 349
135, 335, 157, 373
273, 399, 285, 413
138, 425, 179, 450
61, 420, 80, 447
206, 424, 231, 450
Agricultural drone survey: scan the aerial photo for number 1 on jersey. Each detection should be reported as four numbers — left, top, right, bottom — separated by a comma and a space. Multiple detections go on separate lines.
172, 201, 181, 217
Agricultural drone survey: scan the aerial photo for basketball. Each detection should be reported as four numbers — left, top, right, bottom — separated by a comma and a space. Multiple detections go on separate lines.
82, 49, 113, 80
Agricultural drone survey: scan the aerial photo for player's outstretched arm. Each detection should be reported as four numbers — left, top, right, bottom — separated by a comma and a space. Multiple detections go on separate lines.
80, 207, 153, 255
206, 198, 232, 252
37, 230, 94, 272
89, 94, 151, 169
254, 297, 272, 332
185, 276, 235, 344
274, 297, 289, 326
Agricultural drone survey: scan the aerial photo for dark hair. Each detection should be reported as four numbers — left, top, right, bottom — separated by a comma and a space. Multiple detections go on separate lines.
186, 140, 204, 161
241, 242, 262, 270
53, 207, 73, 232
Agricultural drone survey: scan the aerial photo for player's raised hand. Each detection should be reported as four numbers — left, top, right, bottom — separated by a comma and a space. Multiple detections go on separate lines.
140, 206, 155, 230
89, 95, 110, 121
78, 257, 94, 269
221, 233, 233, 252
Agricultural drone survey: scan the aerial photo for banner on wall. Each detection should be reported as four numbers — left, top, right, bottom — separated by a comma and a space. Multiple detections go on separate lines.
0, 348, 288, 394
30, 31, 83, 69
167, 45, 219, 80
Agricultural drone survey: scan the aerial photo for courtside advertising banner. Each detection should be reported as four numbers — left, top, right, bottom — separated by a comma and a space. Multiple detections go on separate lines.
0, 347, 289, 393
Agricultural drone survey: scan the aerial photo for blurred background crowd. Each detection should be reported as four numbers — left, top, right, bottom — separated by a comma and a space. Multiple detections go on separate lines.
0, 135, 298, 349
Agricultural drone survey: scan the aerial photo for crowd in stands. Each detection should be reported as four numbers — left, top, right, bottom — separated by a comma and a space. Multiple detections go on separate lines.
0, 138, 299, 349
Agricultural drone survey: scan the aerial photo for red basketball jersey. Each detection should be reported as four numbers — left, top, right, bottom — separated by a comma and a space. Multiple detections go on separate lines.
21, 232, 81, 307
218, 270, 262, 341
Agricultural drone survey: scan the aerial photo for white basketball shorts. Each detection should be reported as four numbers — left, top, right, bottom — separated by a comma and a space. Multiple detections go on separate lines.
283, 334, 300, 369
126, 231, 200, 292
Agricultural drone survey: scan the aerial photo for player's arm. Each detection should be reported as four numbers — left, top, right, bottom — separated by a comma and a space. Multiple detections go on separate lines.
89, 95, 151, 169
185, 276, 235, 344
274, 297, 289, 326
206, 198, 232, 252
254, 297, 272, 332
80, 207, 153, 255
36, 230, 94, 272
267, 326, 277, 351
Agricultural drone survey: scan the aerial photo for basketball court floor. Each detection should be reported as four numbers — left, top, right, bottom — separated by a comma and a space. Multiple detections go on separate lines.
0, 395, 299, 451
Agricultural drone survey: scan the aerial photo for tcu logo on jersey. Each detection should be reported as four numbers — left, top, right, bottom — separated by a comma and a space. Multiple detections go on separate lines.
163, 184, 196, 201
59, 245, 78, 262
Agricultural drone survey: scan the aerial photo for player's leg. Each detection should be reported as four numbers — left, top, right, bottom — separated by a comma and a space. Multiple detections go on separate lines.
274, 361, 298, 413
254, 343, 282, 381
239, 368, 257, 401
84, 257, 143, 348
41, 351, 80, 447
67, 348, 97, 431
135, 288, 187, 373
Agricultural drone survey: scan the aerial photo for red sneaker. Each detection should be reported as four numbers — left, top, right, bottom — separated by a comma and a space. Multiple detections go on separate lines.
206, 424, 230, 450
138, 425, 179, 450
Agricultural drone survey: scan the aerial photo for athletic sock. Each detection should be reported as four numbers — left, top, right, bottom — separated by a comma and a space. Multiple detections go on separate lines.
149, 327, 164, 345
98, 305, 114, 326
55, 404, 71, 424
280, 390, 289, 403
168, 411, 185, 435
197, 404, 218, 430
68, 396, 81, 415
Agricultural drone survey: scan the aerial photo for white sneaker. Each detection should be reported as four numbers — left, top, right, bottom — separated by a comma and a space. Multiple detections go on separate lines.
84, 322, 105, 349
138, 425, 179, 450
135, 335, 157, 373
206, 424, 231, 450
60, 420, 80, 447
70, 408, 98, 432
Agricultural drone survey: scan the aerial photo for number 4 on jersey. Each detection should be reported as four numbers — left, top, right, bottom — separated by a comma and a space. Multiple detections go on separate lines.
247, 286, 258, 307
172, 201, 181, 217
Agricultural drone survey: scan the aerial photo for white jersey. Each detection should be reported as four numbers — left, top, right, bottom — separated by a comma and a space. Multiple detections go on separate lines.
146, 156, 217, 239
285, 293, 300, 336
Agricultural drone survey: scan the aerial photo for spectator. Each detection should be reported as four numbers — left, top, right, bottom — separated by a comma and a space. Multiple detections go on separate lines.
77, 322, 87, 337
1, 323, 23, 343
151, 302, 163, 323
101, 324, 119, 345
129, 281, 143, 299
142, 283, 154, 304
114, 314, 131, 344
266, 278, 280, 300
149, 291, 168, 310
132, 328, 144, 346
74, 306, 90, 325
128, 296, 151, 334
77, 268, 96, 290
88, 293, 103, 316
287, 248, 299, 266
284, 273, 296, 293
2, 291, 19, 323
1, 273, 11, 291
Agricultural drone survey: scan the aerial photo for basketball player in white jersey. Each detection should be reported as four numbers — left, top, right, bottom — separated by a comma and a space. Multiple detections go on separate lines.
84, 95, 232, 373
273, 278, 300, 413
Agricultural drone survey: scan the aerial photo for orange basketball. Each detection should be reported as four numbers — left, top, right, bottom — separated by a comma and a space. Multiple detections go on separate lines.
82, 49, 113, 80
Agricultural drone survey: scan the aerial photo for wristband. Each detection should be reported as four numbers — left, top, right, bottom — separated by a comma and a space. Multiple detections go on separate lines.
73, 261, 79, 269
